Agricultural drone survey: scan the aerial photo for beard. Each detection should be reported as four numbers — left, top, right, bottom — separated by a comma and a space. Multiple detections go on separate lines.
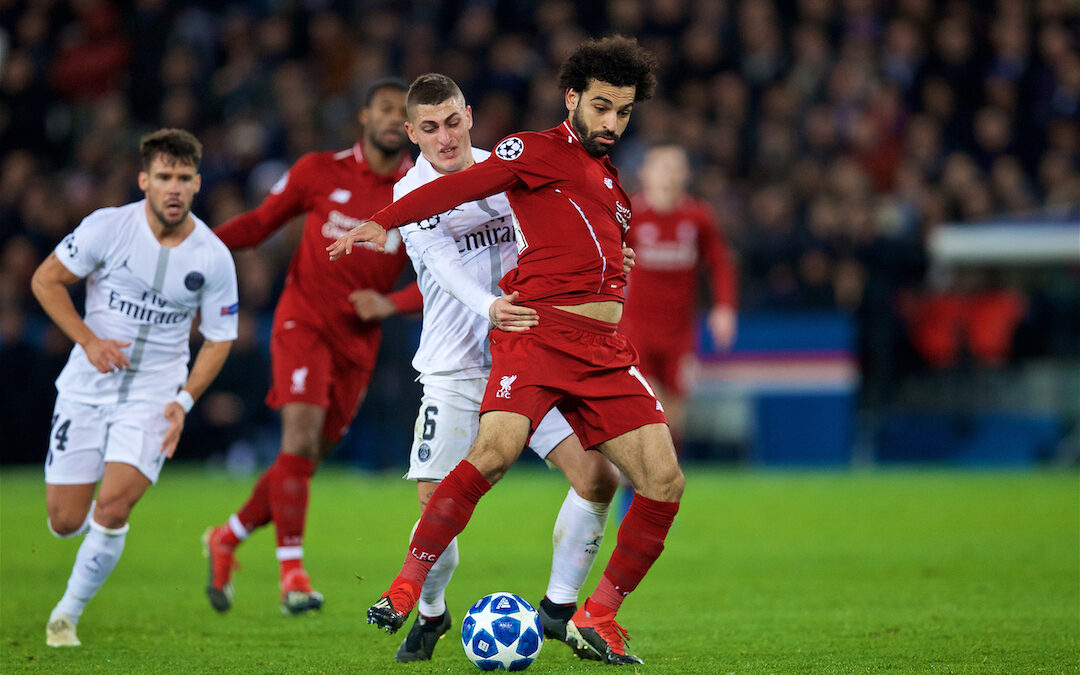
151, 202, 190, 228
571, 107, 620, 157
369, 128, 409, 157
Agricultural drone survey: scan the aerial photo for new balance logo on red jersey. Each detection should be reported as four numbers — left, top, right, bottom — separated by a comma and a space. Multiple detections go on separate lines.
329, 188, 351, 203
496, 375, 517, 399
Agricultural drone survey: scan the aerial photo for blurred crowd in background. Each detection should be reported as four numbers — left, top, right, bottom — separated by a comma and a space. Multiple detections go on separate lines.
1, 0, 1078, 465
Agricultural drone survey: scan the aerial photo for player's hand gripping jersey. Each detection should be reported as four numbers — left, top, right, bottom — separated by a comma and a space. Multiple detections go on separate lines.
53, 201, 238, 404
214, 144, 419, 367
374, 122, 631, 308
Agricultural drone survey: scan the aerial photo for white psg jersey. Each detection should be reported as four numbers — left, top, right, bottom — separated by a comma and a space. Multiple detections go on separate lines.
53, 200, 239, 404
399, 149, 518, 378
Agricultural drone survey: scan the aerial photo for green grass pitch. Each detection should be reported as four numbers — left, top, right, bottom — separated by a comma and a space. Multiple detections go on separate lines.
1, 465, 1076, 673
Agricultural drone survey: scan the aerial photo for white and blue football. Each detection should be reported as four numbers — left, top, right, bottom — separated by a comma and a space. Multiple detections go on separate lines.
460, 592, 543, 671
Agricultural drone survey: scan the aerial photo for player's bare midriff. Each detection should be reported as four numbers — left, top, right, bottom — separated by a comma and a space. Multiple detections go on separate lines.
553, 300, 622, 324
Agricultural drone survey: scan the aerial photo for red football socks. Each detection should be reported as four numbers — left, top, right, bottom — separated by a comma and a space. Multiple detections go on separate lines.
234, 464, 276, 536
269, 453, 316, 549
395, 460, 491, 597
590, 493, 680, 613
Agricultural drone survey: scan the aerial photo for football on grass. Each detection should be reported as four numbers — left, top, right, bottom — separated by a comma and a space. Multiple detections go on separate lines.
460, 592, 543, 671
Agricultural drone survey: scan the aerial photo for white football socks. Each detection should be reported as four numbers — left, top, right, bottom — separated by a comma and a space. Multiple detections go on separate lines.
545, 488, 609, 605
51, 518, 129, 622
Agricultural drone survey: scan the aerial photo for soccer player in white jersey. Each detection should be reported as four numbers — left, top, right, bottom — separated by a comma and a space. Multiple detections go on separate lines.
30, 129, 239, 648
353, 73, 621, 663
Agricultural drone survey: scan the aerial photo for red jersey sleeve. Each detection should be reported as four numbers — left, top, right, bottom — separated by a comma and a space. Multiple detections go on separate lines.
372, 159, 520, 229
213, 154, 315, 249
486, 133, 564, 190
698, 203, 738, 309
388, 282, 423, 314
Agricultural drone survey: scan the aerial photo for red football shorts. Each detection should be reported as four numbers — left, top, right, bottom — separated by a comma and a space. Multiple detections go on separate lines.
482, 306, 668, 450
634, 340, 694, 398
621, 316, 695, 398
266, 320, 372, 444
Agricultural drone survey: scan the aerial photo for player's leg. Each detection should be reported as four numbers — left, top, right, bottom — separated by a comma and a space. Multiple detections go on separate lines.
202, 404, 324, 613
204, 338, 307, 609
45, 399, 103, 537
544, 444, 618, 608
654, 347, 693, 450
368, 410, 533, 633
203, 406, 326, 614
43, 483, 96, 648
274, 352, 372, 615
569, 423, 683, 665
44, 397, 108, 647
615, 347, 685, 519
395, 378, 479, 661
46, 483, 95, 537
394, 482, 456, 661
49, 397, 169, 646
272, 401, 327, 615
206, 327, 337, 614
531, 412, 618, 659
49, 462, 150, 642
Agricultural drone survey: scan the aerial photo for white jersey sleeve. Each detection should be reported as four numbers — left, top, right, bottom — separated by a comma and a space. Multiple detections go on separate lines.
196, 235, 240, 342
55, 208, 120, 279
402, 221, 498, 320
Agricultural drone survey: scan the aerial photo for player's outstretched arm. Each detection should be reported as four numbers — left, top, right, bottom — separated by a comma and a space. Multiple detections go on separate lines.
162, 338, 233, 457
31, 252, 131, 373
328, 220, 386, 259
329, 159, 521, 262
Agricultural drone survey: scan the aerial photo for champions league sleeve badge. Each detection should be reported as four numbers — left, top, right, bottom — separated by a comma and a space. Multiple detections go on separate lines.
495, 137, 524, 161
62, 234, 78, 258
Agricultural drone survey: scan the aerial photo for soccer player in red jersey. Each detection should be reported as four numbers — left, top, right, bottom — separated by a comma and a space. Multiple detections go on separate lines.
329, 37, 683, 665
622, 143, 738, 446
203, 78, 422, 615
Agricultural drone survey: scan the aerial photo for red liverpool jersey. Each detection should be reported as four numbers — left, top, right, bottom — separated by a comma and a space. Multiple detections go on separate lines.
215, 144, 417, 367
372, 121, 631, 306
622, 196, 736, 344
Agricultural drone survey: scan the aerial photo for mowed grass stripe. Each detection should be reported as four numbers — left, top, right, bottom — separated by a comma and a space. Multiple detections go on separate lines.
2, 466, 1076, 673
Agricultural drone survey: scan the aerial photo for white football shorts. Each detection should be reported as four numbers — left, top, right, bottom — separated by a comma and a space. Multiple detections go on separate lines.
406, 375, 574, 481
44, 396, 173, 485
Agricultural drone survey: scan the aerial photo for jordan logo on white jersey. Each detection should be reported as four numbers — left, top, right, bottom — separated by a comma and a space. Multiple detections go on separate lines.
496, 375, 517, 399
290, 367, 309, 394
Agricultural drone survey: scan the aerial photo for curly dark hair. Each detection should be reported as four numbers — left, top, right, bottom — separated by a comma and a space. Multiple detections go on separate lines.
557, 36, 658, 102
139, 128, 202, 169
